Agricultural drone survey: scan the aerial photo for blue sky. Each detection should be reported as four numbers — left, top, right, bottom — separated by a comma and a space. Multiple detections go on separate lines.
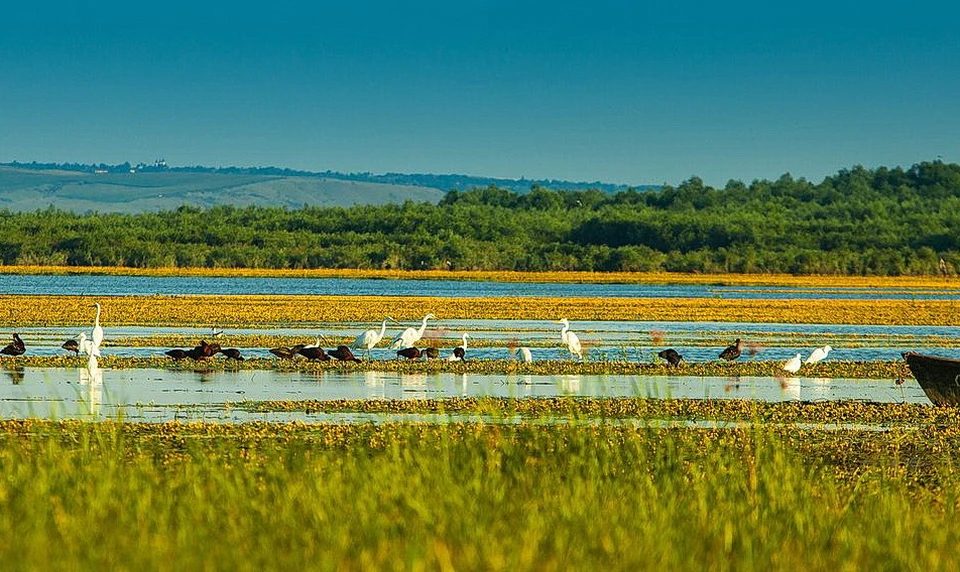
1, 1, 957, 187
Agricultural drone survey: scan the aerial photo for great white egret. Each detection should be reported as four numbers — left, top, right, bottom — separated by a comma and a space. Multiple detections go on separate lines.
658, 348, 683, 366
91, 303, 104, 350
328, 345, 361, 362
518, 347, 533, 363
391, 314, 435, 349
351, 317, 395, 357
804, 345, 832, 364
719, 339, 743, 361
783, 353, 802, 374
76, 332, 99, 358
556, 319, 583, 359
0, 333, 25, 356
447, 333, 469, 361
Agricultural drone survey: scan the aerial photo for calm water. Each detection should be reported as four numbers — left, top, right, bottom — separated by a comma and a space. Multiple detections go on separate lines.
0, 367, 928, 423
5, 274, 960, 300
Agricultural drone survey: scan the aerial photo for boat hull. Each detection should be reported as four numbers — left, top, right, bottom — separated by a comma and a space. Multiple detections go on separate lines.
903, 351, 960, 406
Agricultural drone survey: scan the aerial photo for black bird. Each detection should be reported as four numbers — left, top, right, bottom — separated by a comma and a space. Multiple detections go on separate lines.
297, 346, 330, 361
219, 348, 244, 361
269, 345, 305, 360
0, 333, 25, 356
719, 338, 744, 361
451, 346, 466, 361
197, 340, 221, 359
397, 347, 422, 360
327, 345, 361, 362
657, 348, 684, 366
61, 338, 80, 354
423, 347, 440, 359
165, 349, 189, 360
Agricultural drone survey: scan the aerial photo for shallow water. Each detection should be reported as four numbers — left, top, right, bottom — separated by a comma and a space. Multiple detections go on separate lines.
6, 274, 960, 300
0, 367, 928, 423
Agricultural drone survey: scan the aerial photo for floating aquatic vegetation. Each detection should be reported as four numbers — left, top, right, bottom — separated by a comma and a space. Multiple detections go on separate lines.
0, 294, 958, 326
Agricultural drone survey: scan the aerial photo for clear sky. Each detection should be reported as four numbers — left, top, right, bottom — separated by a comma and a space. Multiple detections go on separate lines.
1, 1, 957, 187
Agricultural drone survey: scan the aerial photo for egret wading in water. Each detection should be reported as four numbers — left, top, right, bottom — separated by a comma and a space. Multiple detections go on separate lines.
352, 317, 395, 357
391, 314, 435, 349
91, 303, 104, 353
805, 345, 832, 364
556, 319, 583, 360
782, 353, 802, 374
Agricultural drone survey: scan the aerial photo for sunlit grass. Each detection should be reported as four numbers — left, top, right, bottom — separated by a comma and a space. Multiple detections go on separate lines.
0, 294, 957, 326
0, 420, 957, 570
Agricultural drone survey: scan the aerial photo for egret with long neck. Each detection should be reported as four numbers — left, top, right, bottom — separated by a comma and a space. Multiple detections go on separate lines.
391, 314, 435, 349
91, 303, 104, 353
352, 316, 395, 357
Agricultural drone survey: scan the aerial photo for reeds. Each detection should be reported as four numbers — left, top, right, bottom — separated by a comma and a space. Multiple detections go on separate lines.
0, 420, 955, 570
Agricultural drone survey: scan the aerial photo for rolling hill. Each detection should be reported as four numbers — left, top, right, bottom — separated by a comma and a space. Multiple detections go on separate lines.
0, 166, 447, 213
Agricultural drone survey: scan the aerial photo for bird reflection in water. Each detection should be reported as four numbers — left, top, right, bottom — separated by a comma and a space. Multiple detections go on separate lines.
558, 375, 581, 395
3, 363, 24, 385
79, 354, 104, 418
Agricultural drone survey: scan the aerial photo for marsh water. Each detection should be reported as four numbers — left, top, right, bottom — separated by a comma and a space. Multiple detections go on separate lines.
6, 273, 960, 300
0, 274, 951, 422
0, 366, 928, 423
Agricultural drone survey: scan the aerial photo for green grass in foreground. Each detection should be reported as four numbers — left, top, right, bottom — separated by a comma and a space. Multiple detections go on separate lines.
0, 421, 958, 570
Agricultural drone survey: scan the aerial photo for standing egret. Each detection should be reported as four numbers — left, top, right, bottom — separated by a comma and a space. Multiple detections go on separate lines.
658, 348, 684, 366
518, 347, 533, 363
391, 314, 436, 349
448, 334, 469, 361
76, 332, 99, 358
719, 339, 743, 361
556, 319, 583, 360
91, 303, 104, 351
804, 345, 832, 364
783, 353, 802, 374
352, 317, 395, 357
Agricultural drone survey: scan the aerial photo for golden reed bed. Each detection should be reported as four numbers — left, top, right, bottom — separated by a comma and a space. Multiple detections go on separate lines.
4, 265, 960, 289
0, 294, 956, 327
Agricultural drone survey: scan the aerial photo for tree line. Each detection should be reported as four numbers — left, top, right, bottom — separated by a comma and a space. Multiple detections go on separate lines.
1, 161, 958, 275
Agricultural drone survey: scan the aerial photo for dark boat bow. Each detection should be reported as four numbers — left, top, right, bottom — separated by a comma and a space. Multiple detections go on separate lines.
903, 351, 960, 406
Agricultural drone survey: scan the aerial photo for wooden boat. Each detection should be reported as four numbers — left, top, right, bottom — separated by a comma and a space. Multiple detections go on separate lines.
902, 351, 960, 406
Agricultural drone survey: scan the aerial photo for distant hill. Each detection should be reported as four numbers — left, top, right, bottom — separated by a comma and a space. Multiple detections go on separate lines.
0, 161, 651, 213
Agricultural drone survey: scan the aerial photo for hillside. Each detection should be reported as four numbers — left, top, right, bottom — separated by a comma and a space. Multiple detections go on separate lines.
0, 166, 447, 213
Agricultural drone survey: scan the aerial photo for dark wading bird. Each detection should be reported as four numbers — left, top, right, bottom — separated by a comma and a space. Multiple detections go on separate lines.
423, 346, 440, 360
719, 338, 744, 361
297, 345, 330, 361
166, 340, 221, 361
165, 349, 189, 360
269, 345, 305, 360
396, 347, 423, 360
0, 333, 25, 356
658, 348, 684, 366
61, 338, 80, 354
219, 348, 244, 361
327, 345, 361, 362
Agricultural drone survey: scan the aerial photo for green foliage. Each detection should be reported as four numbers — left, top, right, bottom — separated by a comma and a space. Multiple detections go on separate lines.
0, 161, 959, 274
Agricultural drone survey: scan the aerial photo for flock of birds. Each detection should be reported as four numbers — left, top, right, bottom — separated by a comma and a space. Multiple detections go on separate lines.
657, 338, 833, 373
0, 308, 834, 371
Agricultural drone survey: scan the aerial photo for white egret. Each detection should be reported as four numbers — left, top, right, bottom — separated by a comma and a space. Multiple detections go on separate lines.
804, 345, 832, 364
76, 332, 100, 358
91, 303, 104, 350
556, 319, 583, 359
390, 314, 435, 349
518, 347, 533, 363
782, 353, 802, 374
352, 317, 395, 357
447, 333, 469, 361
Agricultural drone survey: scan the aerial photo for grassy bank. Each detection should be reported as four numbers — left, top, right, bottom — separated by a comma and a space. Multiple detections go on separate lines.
0, 420, 955, 570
